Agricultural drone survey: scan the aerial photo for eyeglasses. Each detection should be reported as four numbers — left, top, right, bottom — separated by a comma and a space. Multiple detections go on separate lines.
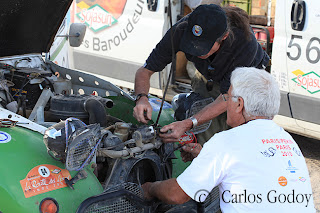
222, 94, 240, 102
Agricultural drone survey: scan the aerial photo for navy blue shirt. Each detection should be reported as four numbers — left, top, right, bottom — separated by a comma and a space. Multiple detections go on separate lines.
144, 16, 270, 94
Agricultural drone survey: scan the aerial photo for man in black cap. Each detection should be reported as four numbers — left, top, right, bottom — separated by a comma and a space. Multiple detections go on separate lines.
133, 4, 269, 143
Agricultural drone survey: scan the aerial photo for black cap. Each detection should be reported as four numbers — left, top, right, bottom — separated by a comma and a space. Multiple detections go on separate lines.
180, 4, 227, 56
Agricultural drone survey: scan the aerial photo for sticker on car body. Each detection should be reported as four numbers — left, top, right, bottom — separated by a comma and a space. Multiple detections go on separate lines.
292, 69, 320, 94
149, 97, 172, 112
0, 131, 11, 143
20, 164, 71, 198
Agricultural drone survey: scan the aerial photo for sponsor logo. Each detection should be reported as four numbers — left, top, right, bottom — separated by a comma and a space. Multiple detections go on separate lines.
76, 0, 144, 51
292, 70, 320, 94
77, 4, 118, 33
278, 176, 287, 186
290, 178, 298, 182
260, 147, 276, 157
52, 169, 61, 174
286, 160, 298, 173
299, 177, 306, 182
192, 25, 203, 36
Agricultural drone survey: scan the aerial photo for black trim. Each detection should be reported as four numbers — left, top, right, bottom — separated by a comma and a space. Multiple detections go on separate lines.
76, 189, 152, 213
289, 92, 320, 125
278, 91, 293, 118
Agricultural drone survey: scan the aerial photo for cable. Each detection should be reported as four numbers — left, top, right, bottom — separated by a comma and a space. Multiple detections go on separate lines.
154, 0, 176, 127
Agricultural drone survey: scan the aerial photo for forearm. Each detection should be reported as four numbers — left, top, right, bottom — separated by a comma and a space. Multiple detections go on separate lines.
192, 94, 227, 125
134, 66, 154, 95
159, 94, 227, 142
148, 179, 190, 204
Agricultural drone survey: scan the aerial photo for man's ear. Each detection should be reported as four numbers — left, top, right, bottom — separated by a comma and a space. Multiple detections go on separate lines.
235, 97, 244, 114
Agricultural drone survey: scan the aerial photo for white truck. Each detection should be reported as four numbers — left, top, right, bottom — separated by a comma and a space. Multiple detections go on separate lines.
271, 0, 320, 140
62, 0, 182, 97
51, 0, 320, 140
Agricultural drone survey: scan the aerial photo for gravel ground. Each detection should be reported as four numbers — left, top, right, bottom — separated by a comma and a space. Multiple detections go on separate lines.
291, 133, 320, 212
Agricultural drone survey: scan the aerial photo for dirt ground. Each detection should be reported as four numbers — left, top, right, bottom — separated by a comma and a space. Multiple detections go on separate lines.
291, 133, 320, 212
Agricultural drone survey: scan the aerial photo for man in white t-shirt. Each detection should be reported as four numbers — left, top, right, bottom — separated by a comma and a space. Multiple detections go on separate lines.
142, 67, 316, 212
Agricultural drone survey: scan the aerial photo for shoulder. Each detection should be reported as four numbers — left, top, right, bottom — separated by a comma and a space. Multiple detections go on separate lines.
172, 16, 188, 34
204, 127, 241, 149
228, 27, 256, 47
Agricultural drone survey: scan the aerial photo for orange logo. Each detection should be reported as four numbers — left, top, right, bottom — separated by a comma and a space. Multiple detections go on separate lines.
20, 164, 71, 198
278, 176, 287, 186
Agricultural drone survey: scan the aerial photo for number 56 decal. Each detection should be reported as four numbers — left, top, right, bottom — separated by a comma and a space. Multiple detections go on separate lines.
287, 34, 320, 64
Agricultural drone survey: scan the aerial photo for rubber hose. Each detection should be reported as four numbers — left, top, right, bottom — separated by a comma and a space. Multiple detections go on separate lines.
84, 98, 107, 127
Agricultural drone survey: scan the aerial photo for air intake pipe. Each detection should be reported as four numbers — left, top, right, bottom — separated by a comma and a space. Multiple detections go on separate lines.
84, 98, 113, 127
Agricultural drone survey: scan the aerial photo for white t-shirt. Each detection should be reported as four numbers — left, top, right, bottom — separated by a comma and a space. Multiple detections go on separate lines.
177, 119, 315, 212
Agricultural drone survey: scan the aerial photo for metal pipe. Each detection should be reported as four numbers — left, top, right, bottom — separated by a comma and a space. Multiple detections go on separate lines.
267, 0, 272, 26
97, 141, 162, 158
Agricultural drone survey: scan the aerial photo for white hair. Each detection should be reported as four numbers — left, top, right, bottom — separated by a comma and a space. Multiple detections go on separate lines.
230, 67, 280, 119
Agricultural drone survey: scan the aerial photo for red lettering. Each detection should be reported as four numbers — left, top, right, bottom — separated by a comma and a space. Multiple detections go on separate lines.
281, 151, 293, 156
296, 74, 320, 90
297, 75, 302, 86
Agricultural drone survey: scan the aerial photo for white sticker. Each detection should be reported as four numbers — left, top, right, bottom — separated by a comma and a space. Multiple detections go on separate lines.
38, 166, 50, 177
0, 131, 11, 143
46, 128, 62, 139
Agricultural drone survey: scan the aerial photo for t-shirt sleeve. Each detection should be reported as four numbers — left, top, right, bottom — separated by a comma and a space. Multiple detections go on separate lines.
176, 136, 226, 202
144, 19, 187, 72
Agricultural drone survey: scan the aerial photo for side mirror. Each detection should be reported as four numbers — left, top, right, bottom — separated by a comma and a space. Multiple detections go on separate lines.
69, 23, 86, 47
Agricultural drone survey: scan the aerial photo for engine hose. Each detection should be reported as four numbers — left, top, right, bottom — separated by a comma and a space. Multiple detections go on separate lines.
84, 98, 107, 127
97, 141, 162, 158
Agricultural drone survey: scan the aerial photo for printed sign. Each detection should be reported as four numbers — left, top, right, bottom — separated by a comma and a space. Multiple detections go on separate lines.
77, 4, 117, 32
286, 160, 298, 173
20, 165, 71, 198
76, 0, 127, 33
299, 177, 306, 182
0, 131, 11, 143
291, 69, 320, 94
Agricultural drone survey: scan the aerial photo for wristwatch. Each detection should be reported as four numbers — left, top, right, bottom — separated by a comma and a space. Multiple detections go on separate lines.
135, 93, 149, 102
189, 116, 198, 128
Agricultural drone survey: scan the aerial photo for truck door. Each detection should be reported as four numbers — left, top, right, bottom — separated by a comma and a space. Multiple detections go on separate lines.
272, 0, 320, 125
68, 0, 175, 94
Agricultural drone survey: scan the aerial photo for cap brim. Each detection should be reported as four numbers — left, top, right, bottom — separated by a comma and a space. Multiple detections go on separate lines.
180, 31, 215, 57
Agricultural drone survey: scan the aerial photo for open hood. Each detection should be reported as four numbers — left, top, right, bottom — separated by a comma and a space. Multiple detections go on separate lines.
0, 0, 72, 57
